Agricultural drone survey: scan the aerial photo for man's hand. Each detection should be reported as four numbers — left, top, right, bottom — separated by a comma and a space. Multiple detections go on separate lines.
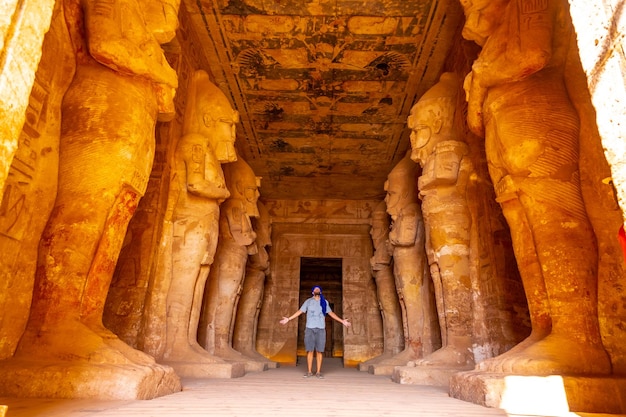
279, 317, 289, 325
342, 319, 351, 327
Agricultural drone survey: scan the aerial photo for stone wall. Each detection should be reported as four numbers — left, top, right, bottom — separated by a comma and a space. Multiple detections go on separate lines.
0, 0, 73, 359
256, 200, 383, 366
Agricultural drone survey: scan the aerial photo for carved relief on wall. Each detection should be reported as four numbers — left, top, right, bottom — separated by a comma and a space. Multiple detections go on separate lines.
0, 1, 74, 360
256, 222, 381, 366
265, 199, 375, 224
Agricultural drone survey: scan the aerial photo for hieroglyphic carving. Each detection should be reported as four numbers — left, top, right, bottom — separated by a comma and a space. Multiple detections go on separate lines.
0, 1, 74, 359
264, 199, 377, 224
2, 0, 182, 399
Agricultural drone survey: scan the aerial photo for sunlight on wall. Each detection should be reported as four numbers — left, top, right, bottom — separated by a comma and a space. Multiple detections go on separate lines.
501, 375, 571, 416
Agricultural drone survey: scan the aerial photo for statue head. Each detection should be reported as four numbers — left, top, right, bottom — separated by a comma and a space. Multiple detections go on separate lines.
224, 156, 261, 218
370, 200, 391, 269
253, 201, 272, 249
142, 0, 181, 44
408, 72, 460, 165
370, 200, 390, 243
184, 70, 239, 163
384, 152, 419, 218
460, 0, 509, 46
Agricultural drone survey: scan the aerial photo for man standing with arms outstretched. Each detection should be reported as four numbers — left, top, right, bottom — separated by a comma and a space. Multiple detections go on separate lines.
280, 286, 351, 378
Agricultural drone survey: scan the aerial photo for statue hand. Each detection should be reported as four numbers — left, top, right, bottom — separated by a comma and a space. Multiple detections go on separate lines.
463, 71, 486, 137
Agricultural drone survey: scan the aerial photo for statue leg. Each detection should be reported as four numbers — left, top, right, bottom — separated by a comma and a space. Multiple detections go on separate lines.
18, 186, 150, 366
499, 195, 611, 375
164, 217, 223, 363
212, 256, 248, 360
476, 197, 551, 372
382, 248, 426, 364
417, 201, 474, 367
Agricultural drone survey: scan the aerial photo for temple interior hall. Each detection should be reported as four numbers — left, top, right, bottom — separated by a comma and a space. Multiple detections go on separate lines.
0, 0, 625, 415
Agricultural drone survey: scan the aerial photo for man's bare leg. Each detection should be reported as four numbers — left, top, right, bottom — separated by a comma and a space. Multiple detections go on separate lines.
307, 351, 314, 374
316, 351, 323, 374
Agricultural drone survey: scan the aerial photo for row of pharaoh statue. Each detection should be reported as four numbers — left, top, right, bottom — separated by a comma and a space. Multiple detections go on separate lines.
360, 0, 623, 409
0, 0, 274, 399
358, 72, 475, 385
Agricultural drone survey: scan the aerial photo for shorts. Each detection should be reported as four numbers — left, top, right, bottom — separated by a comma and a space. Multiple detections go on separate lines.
304, 327, 326, 352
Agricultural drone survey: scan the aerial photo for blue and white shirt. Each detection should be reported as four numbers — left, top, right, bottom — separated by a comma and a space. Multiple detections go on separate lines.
300, 297, 332, 329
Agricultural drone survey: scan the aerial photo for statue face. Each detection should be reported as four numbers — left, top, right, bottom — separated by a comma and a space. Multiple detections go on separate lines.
206, 110, 239, 163
461, 0, 508, 45
384, 181, 402, 218
142, 0, 181, 44
408, 103, 433, 162
241, 176, 261, 218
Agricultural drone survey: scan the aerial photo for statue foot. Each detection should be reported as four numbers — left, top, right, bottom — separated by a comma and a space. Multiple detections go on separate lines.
360, 351, 395, 367
214, 345, 251, 362
237, 348, 271, 363
413, 344, 474, 367
88, 326, 156, 366
164, 342, 227, 364
497, 333, 611, 376
476, 331, 547, 372
378, 346, 421, 366
19, 321, 144, 366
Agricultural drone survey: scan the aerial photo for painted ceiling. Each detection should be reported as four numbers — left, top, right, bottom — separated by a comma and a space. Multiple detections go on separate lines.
182, 0, 464, 200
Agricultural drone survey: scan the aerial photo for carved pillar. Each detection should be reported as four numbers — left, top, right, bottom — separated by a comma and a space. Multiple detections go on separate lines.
0, 0, 182, 399
199, 157, 266, 372
232, 201, 277, 367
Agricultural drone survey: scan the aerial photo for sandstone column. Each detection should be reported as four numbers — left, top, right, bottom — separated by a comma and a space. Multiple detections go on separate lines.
158, 69, 244, 379
0, 0, 182, 399
459, 0, 610, 375
358, 200, 404, 371
232, 201, 277, 368
370, 153, 437, 374
199, 157, 266, 372
409, 72, 475, 368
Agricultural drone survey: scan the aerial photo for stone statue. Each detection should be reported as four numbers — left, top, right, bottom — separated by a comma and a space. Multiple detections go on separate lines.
162, 69, 238, 367
375, 153, 433, 368
199, 157, 265, 371
407, 72, 474, 368
8, 0, 181, 398
232, 201, 276, 367
461, 0, 611, 375
359, 200, 404, 371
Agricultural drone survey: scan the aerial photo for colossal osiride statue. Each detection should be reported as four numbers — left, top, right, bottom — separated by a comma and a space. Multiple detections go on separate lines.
0, 0, 182, 399
358, 200, 404, 372
158, 69, 244, 378
408, 72, 475, 367
199, 157, 266, 372
369, 153, 438, 375
232, 201, 277, 368
390, 72, 475, 386
461, 0, 610, 376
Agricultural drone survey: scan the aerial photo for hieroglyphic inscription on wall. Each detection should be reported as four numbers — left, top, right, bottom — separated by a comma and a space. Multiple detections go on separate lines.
264, 199, 376, 224
0, 2, 74, 359
256, 222, 382, 366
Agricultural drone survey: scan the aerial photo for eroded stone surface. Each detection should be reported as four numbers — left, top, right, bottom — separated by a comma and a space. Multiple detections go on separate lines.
199, 157, 266, 372
408, 72, 475, 374
233, 201, 278, 368
0, 0, 182, 399
462, 0, 610, 377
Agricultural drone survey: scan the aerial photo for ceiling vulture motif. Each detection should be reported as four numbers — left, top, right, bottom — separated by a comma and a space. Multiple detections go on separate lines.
184, 0, 463, 199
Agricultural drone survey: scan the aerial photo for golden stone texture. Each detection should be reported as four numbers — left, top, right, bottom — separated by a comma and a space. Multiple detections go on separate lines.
0, 0, 624, 412
0, 0, 182, 399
